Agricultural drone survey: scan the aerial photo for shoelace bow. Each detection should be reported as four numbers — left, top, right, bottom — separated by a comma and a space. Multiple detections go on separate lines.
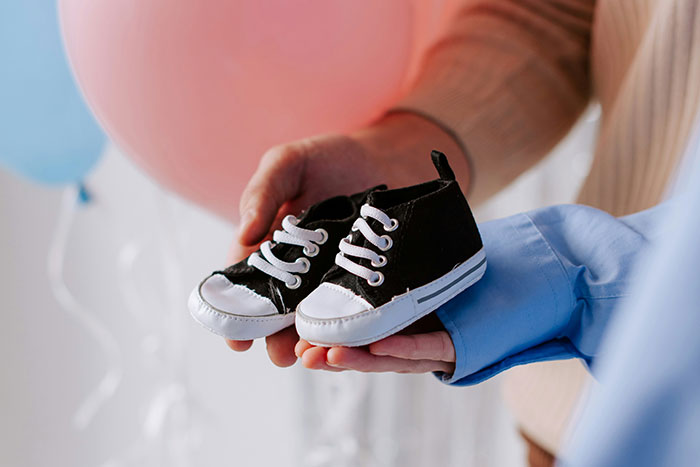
248, 215, 328, 289
335, 204, 398, 287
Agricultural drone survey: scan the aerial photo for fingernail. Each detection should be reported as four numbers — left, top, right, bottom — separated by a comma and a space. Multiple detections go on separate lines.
325, 349, 341, 367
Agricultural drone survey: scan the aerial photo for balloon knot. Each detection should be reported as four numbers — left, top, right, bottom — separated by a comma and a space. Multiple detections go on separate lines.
77, 183, 92, 204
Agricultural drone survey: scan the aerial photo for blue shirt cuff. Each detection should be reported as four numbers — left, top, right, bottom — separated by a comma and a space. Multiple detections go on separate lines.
433, 212, 576, 385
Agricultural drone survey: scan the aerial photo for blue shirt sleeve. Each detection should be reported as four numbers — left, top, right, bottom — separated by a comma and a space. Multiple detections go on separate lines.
435, 203, 663, 386
559, 156, 700, 466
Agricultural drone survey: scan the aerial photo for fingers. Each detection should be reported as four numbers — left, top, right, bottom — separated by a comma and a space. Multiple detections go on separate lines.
294, 339, 313, 358
326, 346, 454, 374
368, 331, 456, 362
225, 339, 253, 352
225, 327, 301, 368
225, 332, 455, 374
265, 326, 301, 368
238, 146, 306, 246
301, 347, 346, 372
296, 332, 456, 374
296, 340, 344, 371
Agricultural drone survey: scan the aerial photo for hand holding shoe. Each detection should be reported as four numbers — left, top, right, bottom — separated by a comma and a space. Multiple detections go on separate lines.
295, 313, 457, 374
223, 112, 471, 368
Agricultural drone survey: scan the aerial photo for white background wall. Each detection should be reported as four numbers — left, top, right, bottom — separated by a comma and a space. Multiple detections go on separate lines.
0, 109, 596, 467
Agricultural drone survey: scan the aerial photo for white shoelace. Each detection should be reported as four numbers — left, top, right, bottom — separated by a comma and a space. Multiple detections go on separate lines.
335, 204, 398, 287
247, 215, 328, 289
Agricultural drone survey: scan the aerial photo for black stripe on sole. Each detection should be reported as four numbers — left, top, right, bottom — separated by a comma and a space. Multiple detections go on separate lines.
416, 257, 486, 304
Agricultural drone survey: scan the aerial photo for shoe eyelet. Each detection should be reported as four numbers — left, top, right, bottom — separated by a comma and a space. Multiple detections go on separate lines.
378, 235, 393, 251
295, 257, 311, 273
315, 228, 329, 244
303, 243, 320, 257
384, 218, 399, 232
367, 272, 384, 287
285, 275, 302, 289
371, 255, 387, 268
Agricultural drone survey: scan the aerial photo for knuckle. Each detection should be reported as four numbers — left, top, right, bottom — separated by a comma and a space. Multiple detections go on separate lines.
245, 143, 306, 208
262, 143, 303, 167
407, 335, 421, 358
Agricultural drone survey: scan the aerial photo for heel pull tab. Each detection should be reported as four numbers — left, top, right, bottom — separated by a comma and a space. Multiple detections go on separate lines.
431, 150, 455, 181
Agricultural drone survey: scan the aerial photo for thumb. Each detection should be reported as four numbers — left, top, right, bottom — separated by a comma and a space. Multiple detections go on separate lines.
228, 202, 297, 264
238, 146, 305, 246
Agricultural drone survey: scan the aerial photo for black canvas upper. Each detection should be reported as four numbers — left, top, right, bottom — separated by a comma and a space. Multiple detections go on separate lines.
322, 151, 483, 308
215, 186, 384, 314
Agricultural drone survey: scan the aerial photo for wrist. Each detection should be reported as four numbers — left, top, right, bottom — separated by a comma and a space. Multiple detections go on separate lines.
350, 111, 472, 193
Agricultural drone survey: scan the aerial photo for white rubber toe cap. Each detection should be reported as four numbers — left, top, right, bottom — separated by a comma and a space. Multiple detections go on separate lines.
297, 282, 373, 320
188, 274, 293, 340
296, 282, 383, 346
198, 274, 278, 317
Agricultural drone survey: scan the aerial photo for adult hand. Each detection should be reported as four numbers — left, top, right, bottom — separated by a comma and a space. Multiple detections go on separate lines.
224, 112, 471, 368
294, 313, 456, 374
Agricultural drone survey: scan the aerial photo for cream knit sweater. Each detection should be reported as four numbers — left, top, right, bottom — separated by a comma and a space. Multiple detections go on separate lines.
396, 0, 700, 455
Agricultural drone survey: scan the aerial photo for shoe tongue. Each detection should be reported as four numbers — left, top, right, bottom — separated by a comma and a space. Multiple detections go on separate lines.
296, 185, 388, 226
295, 194, 353, 227
350, 184, 387, 206
366, 189, 397, 210
295, 202, 326, 226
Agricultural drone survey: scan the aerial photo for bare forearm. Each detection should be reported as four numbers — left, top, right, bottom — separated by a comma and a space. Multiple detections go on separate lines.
351, 112, 472, 193
394, 0, 595, 203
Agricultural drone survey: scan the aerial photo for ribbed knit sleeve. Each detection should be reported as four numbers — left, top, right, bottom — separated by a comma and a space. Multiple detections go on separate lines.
393, 0, 595, 202
578, 0, 700, 216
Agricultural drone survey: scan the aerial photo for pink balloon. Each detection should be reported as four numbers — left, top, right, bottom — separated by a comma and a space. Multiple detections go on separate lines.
59, 1, 414, 221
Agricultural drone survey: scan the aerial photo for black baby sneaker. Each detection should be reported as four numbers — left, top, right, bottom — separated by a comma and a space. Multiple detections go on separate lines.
295, 151, 486, 347
188, 186, 382, 340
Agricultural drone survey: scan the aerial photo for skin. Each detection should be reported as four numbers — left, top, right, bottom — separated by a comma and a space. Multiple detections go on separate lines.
225, 112, 471, 375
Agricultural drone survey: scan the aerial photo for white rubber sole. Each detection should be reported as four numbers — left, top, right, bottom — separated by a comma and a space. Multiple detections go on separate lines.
296, 248, 487, 347
187, 281, 295, 340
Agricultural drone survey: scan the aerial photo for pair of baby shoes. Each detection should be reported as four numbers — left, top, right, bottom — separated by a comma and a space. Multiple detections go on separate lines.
188, 151, 486, 347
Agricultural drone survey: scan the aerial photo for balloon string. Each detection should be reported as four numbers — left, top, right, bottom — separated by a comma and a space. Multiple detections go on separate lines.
117, 239, 154, 334
153, 196, 189, 371
47, 186, 123, 430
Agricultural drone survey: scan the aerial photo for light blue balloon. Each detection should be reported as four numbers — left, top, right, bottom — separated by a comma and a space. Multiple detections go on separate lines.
0, 0, 105, 185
